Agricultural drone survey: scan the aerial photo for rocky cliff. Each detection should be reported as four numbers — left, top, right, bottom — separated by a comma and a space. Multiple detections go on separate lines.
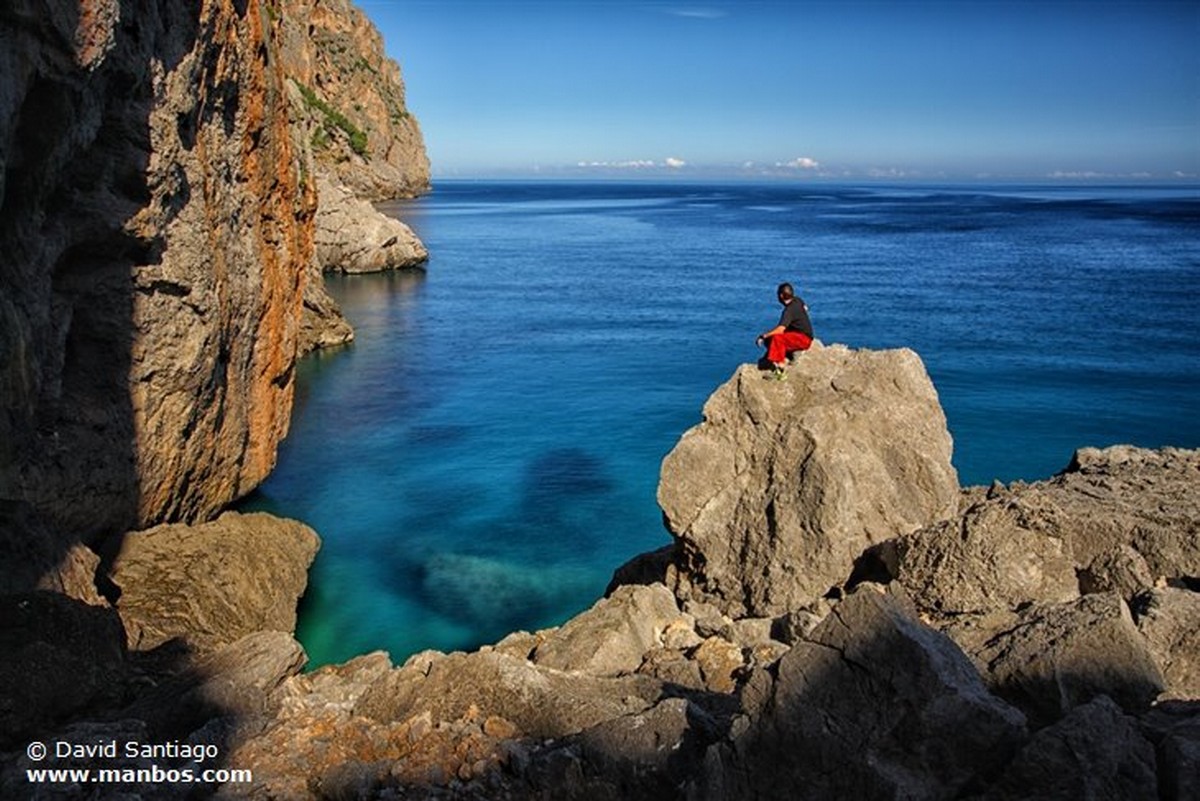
0, 0, 429, 563
0, 0, 311, 547
4, 347, 1195, 800
277, 0, 431, 353
278, 0, 430, 202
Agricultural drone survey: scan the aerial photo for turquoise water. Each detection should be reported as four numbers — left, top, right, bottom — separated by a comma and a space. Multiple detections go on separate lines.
242, 181, 1200, 667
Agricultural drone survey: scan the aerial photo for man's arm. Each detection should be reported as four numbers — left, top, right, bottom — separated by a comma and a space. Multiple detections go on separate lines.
756, 324, 786, 344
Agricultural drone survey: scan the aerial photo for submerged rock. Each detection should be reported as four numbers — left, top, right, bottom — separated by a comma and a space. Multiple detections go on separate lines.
659, 345, 960, 618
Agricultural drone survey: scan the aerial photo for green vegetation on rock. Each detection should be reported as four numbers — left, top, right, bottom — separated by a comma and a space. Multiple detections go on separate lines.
296, 81, 369, 158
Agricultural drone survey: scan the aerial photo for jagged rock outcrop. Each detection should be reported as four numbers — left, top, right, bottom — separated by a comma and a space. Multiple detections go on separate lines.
1134, 588, 1200, 701
695, 587, 1028, 801
659, 344, 960, 618
531, 584, 685, 677
896, 446, 1200, 615
107, 511, 320, 654
894, 498, 1080, 615
975, 696, 1159, 801
964, 592, 1165, 727
1, 0, 312, 545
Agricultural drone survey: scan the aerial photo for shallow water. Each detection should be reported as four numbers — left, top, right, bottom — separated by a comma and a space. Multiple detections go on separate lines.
241, 181, 1200, 667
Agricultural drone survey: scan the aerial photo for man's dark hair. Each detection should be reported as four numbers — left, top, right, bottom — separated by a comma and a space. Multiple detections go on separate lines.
777, 282, 794, 300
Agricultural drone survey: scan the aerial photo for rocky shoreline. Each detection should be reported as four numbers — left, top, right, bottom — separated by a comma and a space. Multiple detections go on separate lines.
3, 345, 1196, 799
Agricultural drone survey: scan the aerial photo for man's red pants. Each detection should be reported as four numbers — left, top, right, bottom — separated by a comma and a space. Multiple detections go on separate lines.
766, 331, 813, 364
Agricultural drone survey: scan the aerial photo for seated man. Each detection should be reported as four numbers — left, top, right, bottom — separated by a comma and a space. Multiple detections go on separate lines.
756, 282, 813, 379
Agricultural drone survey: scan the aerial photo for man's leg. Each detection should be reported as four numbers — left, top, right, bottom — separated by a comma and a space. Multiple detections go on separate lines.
767, 331, 812, 365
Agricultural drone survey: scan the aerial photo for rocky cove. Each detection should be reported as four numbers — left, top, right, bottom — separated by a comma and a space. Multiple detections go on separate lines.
1, 2, 1198, 801
3, 343, 1199, 800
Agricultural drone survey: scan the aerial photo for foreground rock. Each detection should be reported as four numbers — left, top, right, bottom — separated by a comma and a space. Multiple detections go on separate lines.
108, 512, 320, 654
975, 696, 1158, 801
1135, 588, 1200, 701
0, 592, 128, 749
696, 587, 1027, 801
963, 593, 1165, 727
3, 353, 1197, 800
659, 344, 960, 618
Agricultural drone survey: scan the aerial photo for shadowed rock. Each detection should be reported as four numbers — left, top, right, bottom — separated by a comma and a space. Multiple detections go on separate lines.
975, 696, 1158, 801
696, 587, 1026, 801
108, 511, 319, 654
966, 593, 1165, 727
1134, 587, 1200, 700
0, 591, 128, 749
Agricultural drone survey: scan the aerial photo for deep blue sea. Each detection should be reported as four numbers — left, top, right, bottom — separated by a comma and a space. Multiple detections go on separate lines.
242, 181, 1200, 667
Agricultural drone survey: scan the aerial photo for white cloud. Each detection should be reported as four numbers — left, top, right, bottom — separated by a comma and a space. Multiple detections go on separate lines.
575, 158, 687, 170
664, 7, 727, 19
577, 160, 656, 168
1048, 170, 1107, 179
778, 156, 820, 170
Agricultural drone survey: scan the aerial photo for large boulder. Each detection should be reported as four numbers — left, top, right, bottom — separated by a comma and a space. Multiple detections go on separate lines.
659, 345, 960, 617
696, 587, 1026, 801
107, 511, 320, 654
976, 695, 1158, 801
314, 176, 427, 273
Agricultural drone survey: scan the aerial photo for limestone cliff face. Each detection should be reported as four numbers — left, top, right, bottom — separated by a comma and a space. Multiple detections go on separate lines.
279, 0, 430, 201
0, 0, 312, 544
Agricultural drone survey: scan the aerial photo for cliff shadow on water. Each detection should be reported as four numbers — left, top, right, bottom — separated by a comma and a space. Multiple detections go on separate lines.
0, 0, 301, 785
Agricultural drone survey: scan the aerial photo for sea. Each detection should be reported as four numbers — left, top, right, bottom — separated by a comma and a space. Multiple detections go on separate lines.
240, 180, 1200, 668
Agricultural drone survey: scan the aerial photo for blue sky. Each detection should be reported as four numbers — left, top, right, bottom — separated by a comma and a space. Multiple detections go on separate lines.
361, 1, 1200, 181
